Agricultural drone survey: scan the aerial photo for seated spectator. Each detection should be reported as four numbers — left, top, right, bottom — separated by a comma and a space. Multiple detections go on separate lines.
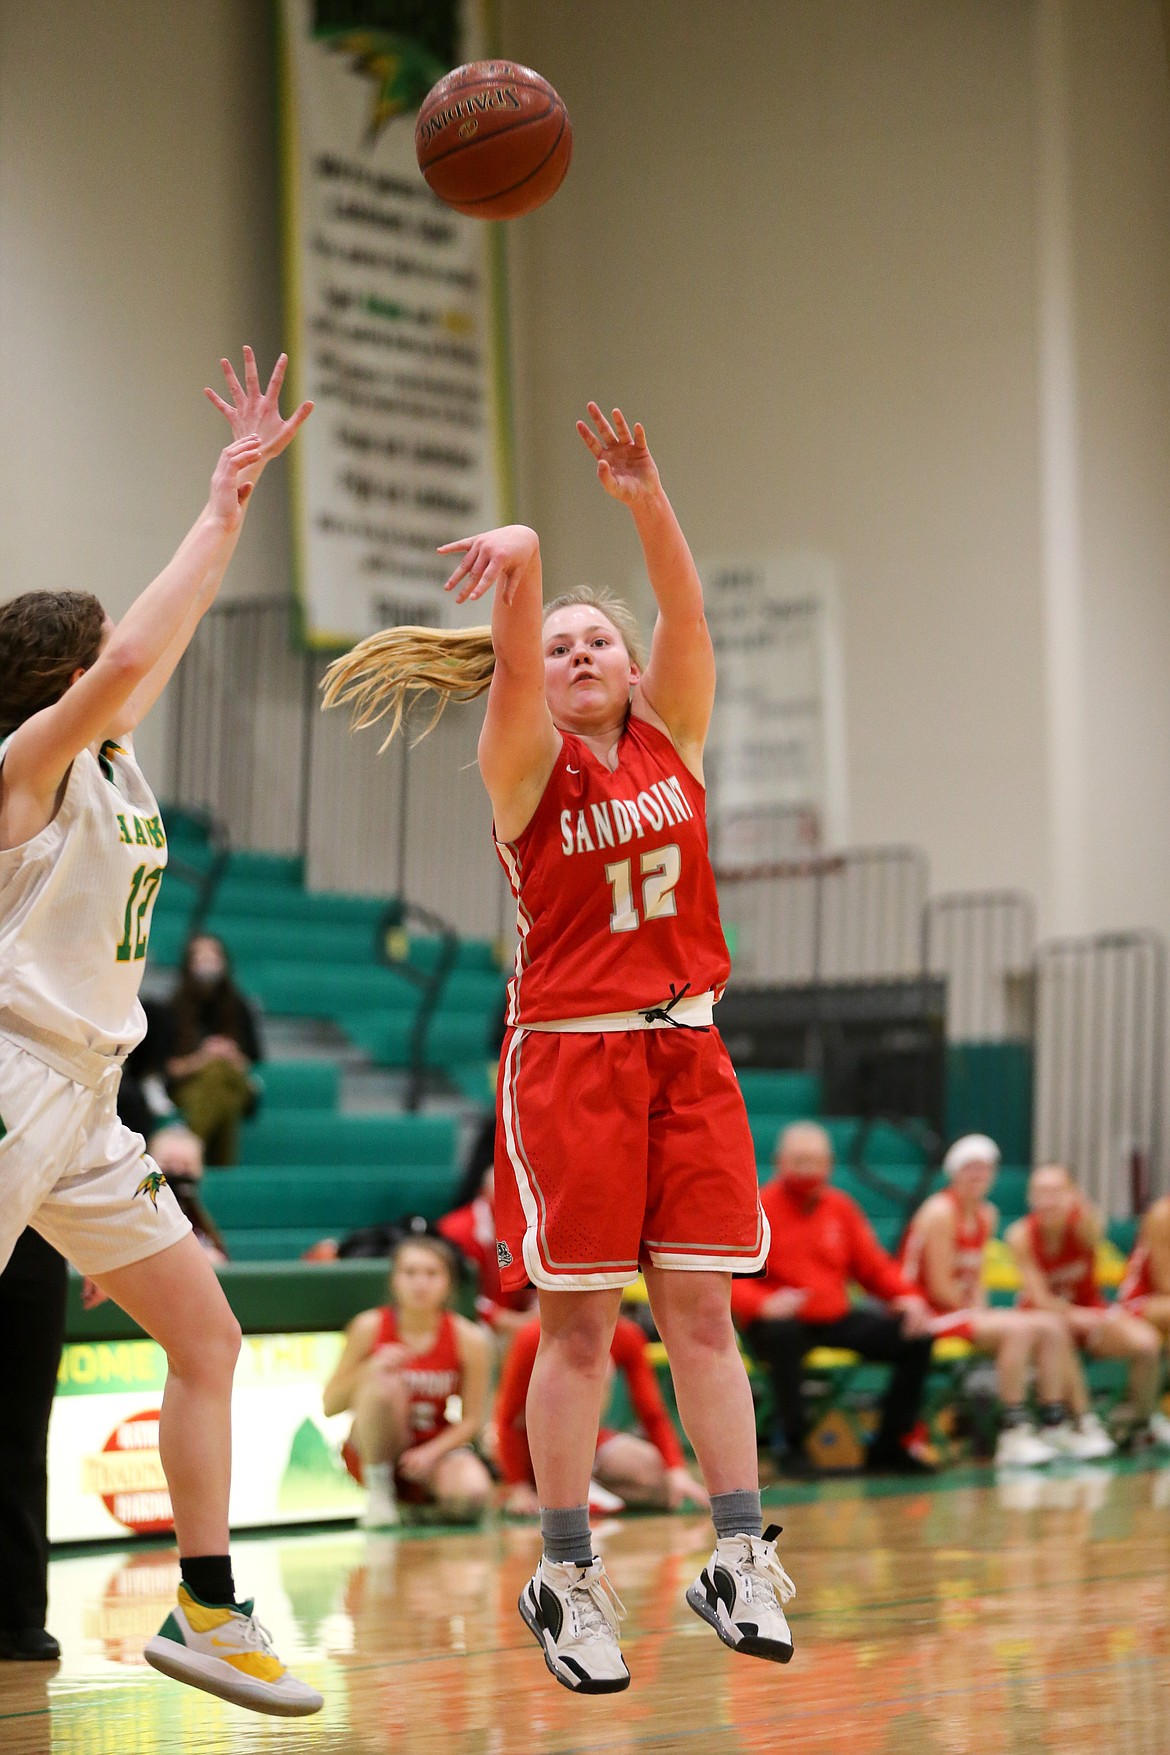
731, 1122, 935, 1477
901, 1135, 1104, 1466
438, 1167, 537, 1343
153, 934, 262, 1166
495, 1311, 708, 1516
1006, 1165, 1160, 1450
149, 1126, 229, 1264
323, 1236, 492, 1529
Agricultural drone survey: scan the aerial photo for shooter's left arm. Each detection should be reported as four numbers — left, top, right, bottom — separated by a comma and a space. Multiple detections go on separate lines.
578, 403, 715, 765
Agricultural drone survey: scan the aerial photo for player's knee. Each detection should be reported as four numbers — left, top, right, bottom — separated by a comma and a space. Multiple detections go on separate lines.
362, 1371, 409, 1412
628, 1443, 665, 1492
1030, 1311, 1066, 1348
1132, 1324, 1160, 1359
171, 1306, 241, 1384
544, 1315, 612, 1377
667, 1293, 736, 1357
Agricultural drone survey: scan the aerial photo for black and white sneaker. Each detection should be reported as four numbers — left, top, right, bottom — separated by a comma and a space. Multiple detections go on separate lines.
518, 1556, 630, 1694
686, 1524, 795, 1663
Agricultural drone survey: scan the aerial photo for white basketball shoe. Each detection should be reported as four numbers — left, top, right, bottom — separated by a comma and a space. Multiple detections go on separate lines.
1145, 1409, 1170, 1448
686, 1524, 795, 1663
145, 1586, 322, 1716
1046, 1413, 1116, 1461
360, 1462, 400, 1529
994, 1422, 1059, 1467
518, 1555, 630, 1693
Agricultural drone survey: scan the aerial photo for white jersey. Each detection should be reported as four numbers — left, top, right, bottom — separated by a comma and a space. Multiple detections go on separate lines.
0, 736, 168, 1086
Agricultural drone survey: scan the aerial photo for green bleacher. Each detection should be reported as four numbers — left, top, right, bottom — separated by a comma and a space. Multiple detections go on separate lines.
148, 814, 502, 1261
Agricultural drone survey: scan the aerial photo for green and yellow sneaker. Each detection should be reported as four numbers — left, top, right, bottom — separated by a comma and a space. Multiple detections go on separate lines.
144, 1584, 323, 1716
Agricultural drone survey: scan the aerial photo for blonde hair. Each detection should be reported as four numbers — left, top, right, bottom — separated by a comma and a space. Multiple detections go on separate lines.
320, 585, 645, 748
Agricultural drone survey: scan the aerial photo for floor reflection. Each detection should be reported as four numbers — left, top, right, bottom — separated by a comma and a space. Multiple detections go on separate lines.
1, 1459, 1166, 1755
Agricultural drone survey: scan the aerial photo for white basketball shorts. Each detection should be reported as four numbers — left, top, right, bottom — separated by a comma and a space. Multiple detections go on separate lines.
0, 1036, 191, 1277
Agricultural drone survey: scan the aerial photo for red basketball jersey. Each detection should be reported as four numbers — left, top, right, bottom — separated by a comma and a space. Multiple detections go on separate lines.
901, 1190, 991, 1313
375, 1307, 462, 1447
1020, 1208, 1102, 1309
1119, 1244, 1153, 1306
495, 715, 730, 1024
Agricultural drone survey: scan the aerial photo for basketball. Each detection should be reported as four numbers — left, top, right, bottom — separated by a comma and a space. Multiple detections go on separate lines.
414, 60, 572, 221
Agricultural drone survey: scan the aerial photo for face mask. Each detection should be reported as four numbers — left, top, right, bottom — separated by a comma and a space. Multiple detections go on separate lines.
784, 1171, 825, 1199
166, 1175, 199, 1200
190, 967, 224, 987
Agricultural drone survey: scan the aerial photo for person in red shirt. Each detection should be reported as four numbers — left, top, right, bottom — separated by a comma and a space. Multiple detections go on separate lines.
323, 1235, 493, 1528
732, 1122, 935, 1475
496, 1313, 708, 1516
438, 1166, 537, 1343
1008, 1166, 1166, 1447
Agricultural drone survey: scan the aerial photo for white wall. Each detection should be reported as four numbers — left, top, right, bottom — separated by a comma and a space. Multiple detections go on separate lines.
1065, 0, 1170, 939
499, 0, 1170, 948
0, 0, 293, 780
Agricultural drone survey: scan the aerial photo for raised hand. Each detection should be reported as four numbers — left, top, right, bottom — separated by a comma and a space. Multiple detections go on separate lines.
205, 346, 313, 482
439, 523, 540, 606
576, 403, 662, 506
208, 434, 264, 528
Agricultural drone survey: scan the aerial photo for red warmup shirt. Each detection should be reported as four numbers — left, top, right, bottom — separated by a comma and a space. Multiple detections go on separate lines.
437, 1196, 536, 1326
496, 1314, 684, 1484
730, 1178, 916, 1328
494, 715, 730, 1024
1019, 1207, 1103, 1309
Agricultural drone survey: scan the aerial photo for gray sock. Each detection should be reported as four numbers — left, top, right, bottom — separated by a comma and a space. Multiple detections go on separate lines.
710, 1489, 763, 1541
540, 1504, 593, 1567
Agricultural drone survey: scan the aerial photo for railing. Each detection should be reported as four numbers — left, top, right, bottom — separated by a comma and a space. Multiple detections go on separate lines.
1033, 932, 1167, 1213
924, 890, 1036, 1041
715, 846, 928, 984
170, 598, 315, 858
376, 896, 461, 1113
168, 598, 508, 937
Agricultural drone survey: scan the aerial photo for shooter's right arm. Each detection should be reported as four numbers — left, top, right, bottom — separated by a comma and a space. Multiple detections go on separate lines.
440, 524, 561, 840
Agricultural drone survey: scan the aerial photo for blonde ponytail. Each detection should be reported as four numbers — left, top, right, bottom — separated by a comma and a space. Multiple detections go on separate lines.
320, 625, 495, 748
321, 583, 645, 749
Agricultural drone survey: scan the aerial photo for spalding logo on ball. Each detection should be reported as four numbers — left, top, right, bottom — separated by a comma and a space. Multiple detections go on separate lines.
415, 60, 572, 219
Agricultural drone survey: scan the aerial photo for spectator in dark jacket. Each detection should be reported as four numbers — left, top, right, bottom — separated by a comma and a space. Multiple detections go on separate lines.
153, 934, 262, 1166
732, 1122, 935, 1475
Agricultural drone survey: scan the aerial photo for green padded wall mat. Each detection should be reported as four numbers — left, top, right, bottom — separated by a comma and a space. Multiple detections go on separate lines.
64, 1261, 391, 1341
946, 1042, 1033, 1164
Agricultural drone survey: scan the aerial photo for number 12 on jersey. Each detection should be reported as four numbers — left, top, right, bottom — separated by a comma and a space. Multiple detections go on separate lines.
117, 863, 163, 963
606, 845, 681, 934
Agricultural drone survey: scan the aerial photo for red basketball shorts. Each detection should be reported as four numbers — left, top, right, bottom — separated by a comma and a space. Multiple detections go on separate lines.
494, 1023, 769, 1292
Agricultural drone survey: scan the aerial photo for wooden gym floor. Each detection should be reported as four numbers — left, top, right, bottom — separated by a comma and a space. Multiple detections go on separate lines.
4, 1457, 1169, 1755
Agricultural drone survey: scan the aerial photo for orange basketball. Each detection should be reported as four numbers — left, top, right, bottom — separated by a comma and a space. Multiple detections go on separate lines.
414, 60, 572, 221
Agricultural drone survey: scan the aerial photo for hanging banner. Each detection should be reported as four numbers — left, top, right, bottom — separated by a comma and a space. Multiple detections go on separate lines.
278, 0, 509, 646
702, 552, 848, 870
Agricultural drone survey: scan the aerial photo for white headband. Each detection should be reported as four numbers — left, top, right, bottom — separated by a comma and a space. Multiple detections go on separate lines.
943, 1133, 1001, 1178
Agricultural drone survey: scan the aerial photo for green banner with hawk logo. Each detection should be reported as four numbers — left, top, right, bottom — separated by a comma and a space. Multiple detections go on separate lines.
277, 0, 513, 647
